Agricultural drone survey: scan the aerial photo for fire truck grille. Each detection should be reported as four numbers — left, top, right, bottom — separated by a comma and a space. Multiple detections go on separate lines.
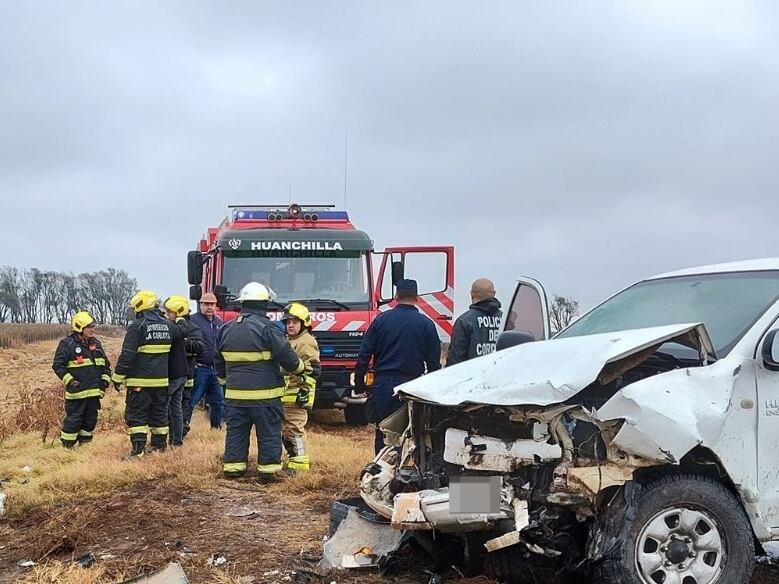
314, 332, 364, 360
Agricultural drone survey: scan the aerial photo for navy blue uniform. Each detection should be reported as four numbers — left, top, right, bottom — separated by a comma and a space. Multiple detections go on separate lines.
355, 304, 441, 453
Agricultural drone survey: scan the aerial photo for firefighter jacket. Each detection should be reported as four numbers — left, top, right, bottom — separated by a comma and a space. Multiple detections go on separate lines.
168, 317, 205, 385
215, 306, 304, 406
112, 310, 185, 389
282, 329, 321, 407
52, 333, 112, 399
446, 298, 503, 367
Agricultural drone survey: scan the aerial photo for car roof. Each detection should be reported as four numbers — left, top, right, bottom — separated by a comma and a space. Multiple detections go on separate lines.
648, 257, 779, 280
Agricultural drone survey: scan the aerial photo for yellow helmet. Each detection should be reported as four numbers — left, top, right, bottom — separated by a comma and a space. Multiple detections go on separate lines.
163, 295, 190, 317
129, 290, 159, 313
238, 282, 270, 302
282, 302, 312, 328
71, 311, 95, 333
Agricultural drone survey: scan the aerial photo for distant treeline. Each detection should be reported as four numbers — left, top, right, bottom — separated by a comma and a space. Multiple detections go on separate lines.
0, 267, 137, 326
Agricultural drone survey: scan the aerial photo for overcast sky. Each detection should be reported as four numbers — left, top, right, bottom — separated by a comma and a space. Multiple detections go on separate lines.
1, 1, 778, 316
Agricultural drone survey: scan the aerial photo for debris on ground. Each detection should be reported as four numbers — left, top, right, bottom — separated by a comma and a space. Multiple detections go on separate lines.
0, 492, 6, 516
317, 508, 406, 573
207, 553, 228, 567
119, 561, 189, 583
16, 559, 35, 568
74, 552, 96, 567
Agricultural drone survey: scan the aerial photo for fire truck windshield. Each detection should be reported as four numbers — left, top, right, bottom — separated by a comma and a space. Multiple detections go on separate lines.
221, 251, 371, 306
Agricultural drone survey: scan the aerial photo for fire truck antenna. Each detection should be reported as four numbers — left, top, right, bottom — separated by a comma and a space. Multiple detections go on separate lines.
343, 124, 348, 209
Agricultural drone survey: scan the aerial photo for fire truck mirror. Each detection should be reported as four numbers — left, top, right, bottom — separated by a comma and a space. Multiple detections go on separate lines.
214, 285, 228, 309
391, 260, 404, 286
187, 250, 204, 285
189, 285, 202, 301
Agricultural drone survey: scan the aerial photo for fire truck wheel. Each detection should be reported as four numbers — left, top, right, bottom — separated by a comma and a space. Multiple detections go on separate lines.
344, 403, 369, 426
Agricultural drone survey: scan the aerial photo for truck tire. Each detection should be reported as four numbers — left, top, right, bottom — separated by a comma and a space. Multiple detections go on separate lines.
484, 547, 571, 584
344, 403, 369, 426
591, 473, 754, 584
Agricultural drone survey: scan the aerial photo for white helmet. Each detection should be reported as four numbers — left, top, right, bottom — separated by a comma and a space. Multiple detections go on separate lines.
238, 282, 271, 302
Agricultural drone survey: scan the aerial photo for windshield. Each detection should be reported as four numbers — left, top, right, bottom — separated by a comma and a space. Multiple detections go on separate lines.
557, 271, 779, 357
222, 251, 371, 306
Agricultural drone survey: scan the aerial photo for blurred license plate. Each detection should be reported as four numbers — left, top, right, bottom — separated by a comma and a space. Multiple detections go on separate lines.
449, 476, 501, 514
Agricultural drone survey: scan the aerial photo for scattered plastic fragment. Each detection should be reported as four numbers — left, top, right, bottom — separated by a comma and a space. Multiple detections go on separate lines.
75, 552, 96, 567
17, 560, 36, 568
207, 553, 227, 567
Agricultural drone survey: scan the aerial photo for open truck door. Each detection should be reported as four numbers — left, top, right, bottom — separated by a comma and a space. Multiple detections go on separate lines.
501, 276, 550, 345
375, 246, 455, 342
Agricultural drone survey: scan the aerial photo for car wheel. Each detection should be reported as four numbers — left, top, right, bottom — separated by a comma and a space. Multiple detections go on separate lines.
344, 403, 369, 426
592, 473, 754, 584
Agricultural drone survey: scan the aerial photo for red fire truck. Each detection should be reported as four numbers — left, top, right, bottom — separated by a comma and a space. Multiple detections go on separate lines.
187, 203, 454, 425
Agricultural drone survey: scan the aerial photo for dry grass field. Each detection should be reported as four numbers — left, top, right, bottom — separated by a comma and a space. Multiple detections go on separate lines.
2, 327, 779, 584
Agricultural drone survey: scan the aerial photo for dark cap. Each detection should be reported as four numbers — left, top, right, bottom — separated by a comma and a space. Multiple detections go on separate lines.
396, 279, 418, 294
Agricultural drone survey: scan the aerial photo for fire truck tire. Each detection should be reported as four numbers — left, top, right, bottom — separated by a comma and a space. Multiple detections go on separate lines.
484, 547, 569, 584
344, 403, 369, 426
591, 473, 754, 584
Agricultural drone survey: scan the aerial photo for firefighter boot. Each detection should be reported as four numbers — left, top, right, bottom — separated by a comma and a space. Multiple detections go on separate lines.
256, 472, 279, 485
127, 440, 146, 458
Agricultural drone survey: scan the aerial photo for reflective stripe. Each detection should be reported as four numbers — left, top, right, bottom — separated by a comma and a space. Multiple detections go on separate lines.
288, 455, 310, 470
62, 373, 74, 386
217, 377, 226, 385
150, 426, 169, 435
125, 377, 168, 387
112, 373, 126, 383
221, 351, 272, 362
78, 430, 93, 437
128, 425, 149, 434
138, 344, 172, 354
61, 431, 79, 441
223, 461, 248, 472
94, 357, 106, 366
185, 379, 194, 388
225, 387, 285, 400
101, 374, 111, 382
67, 359, 96, 368
257, 463, 283, 473
292, 359, 305, 375
65, 388, 102, 399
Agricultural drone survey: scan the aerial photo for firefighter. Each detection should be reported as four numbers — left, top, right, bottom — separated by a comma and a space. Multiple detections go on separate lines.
163, 295, 204, 447
280, 302, 320, 473
216, 282, 304, 483
112, 290, 185, 457
52, 311, 112, 448
446, 278, 503, 367
355, 279, 442, 453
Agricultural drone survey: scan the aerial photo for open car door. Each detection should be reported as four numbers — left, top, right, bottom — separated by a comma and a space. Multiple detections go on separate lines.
374, 246, 455, 342
503, 276, 550, 341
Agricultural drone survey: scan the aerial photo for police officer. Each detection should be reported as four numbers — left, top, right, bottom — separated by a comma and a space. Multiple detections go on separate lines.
52, 311, 112, 448
112, 290, 185, 457
163, 295, 204, 446
446, 278, 503, 367
216, 282, 304, 483
355, 279, 441, 453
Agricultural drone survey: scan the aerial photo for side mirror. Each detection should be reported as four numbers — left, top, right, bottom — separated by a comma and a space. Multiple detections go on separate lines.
391, 260, 404, 286
187, 251, 204, 285
214, 285, 228, 310
189, 285, 202, 301
497, 330, 536, 351
763, 330, 779, 371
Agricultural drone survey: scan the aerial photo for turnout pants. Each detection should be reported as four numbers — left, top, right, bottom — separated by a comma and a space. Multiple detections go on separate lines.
182, 385, 193, 438
167, 377, 186, 446
282, 405, 309, 471
124, 387, 169, 452
61, 397, 100, 446
369, 374, 414, 454
223, 401, 283, 478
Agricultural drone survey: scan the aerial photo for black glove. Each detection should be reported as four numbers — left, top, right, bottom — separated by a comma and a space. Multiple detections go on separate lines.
296, 389, 311, 407
100, 379, 110, 390
113, 381, 122, 392
67, 379, 81, 389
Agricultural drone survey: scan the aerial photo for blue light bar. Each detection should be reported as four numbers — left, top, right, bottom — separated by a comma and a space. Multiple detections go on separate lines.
233, 209, 350, 221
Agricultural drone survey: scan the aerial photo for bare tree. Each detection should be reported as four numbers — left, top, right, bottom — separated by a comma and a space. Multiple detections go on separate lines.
549, 294, 580, 333
0, 266, 20, 323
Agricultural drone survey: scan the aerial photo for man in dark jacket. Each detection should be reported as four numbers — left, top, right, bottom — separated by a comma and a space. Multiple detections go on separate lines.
112, 290, 186, 457
446, 278, 502, 367
52, 311, 112, 448
216, 282, 304, 483
355, 279, 441, 453
189, 292, 225, 429
163, 295, 204, 446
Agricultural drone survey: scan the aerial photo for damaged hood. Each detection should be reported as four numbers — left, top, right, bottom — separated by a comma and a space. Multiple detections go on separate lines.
397, 323, 714, 407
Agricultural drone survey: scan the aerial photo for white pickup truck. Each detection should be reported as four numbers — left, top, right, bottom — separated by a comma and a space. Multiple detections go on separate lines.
360, 258, 779, 584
